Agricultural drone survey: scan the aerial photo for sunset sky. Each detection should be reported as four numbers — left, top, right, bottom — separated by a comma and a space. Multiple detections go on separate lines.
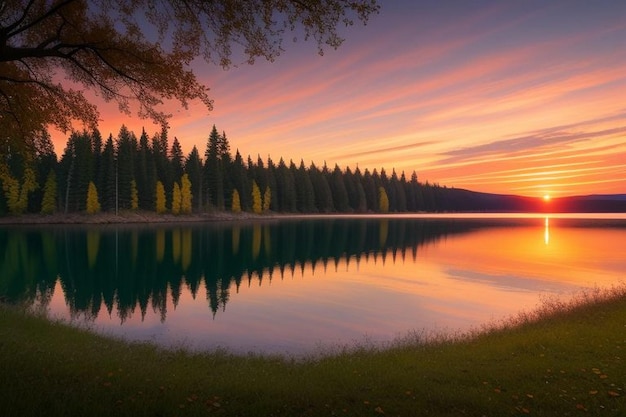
59, 0, 626, 198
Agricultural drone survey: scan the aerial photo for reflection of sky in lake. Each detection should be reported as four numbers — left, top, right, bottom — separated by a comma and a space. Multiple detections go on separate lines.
33, 216, 625, 357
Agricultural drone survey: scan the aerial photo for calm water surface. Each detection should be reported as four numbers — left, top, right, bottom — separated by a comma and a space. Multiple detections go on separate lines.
1, 214, 625, 356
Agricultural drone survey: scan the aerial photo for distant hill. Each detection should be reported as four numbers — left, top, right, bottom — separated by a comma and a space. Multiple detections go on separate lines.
438, 188, 626, 213
551, 194, 626, 213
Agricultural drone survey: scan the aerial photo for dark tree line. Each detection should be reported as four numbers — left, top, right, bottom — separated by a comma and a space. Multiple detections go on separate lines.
0, 125, 448, 215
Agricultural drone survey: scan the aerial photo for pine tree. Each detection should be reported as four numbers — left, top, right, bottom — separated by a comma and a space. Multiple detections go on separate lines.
351, 166, 367, 212
31, 129, 57, 212
362, 168, 377, 212
254, 154, 267, 193
262, 186, 271, 212
265, 156, 278, 211
395, 170, 408, 212
295, 159, 316, 212
330, 163, 349, 212
204, 125, 224, 209
155, 181, 167, 214
170, 137, 184, 182
40, 170, 57, 214
309, 162, 333, 213
251, 180, 262, 214
135, 128, 156, 210
86, 181, 101, 214
231, 189, 241, 213
90, 129, 103, 207
407, 170, 424, 212
219, 131, 233, 209
184, 146, 203, 211
231, 150, 250, 211
99, 135, 117, 211
58, 131, 94, 212
275, 158, 296, 212
180, 173, 192, 214
153, 126, 173, 206
116, 125, 137, 210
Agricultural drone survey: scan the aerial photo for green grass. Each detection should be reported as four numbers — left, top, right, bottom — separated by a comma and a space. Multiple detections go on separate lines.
2, 286, 626, 416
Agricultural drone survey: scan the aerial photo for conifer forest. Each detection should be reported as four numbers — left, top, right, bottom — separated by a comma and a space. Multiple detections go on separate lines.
0, 125, 449, 216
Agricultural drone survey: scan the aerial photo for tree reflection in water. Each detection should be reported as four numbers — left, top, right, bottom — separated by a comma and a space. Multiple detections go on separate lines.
1, 218, 480, 322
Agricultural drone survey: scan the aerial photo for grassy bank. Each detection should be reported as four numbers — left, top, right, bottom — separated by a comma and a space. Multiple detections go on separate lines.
1, 287, 625, 416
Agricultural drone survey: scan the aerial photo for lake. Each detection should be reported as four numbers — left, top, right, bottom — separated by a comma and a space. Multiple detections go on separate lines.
1, 213, 625, 357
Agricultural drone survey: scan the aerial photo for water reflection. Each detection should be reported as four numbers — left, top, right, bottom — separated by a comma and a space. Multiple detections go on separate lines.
1, 216, 625, 354
0, 219, 463, 318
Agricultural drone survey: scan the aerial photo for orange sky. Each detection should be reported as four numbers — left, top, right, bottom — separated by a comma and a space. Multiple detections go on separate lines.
53, 1, 626, 198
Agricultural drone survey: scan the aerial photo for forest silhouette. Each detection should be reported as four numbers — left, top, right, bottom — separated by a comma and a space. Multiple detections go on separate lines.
2, 124, 623, 217
0, 125, 510, 216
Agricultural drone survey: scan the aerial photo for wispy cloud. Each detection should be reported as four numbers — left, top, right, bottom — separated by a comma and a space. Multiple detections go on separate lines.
50, 1, 626, 197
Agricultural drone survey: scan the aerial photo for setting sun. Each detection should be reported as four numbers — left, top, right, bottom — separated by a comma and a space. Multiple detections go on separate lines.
543, 194, 551, 202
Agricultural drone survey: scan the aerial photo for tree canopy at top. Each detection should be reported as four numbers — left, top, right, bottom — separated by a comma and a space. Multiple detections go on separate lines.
0, 0, 379, 155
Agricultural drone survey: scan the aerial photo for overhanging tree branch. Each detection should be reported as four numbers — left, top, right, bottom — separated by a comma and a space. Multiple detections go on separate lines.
0, 0, 379, 154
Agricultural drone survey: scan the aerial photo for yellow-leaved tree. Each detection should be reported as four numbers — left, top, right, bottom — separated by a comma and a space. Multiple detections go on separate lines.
171, 182, 182, 215
180, 174, 193, 214
251, 180, 262, 214
0, 165, 38, 215
378, 186, 389, 213
130, 179, 139, 210
232, 189, 241, 213
86, 181, 101, 214
155, 181, 167, 214
40, 170, 57, 214
262, 186, 272, 212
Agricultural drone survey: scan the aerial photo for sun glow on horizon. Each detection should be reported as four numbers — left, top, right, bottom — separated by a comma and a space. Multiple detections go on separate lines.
543, 194, 551, 202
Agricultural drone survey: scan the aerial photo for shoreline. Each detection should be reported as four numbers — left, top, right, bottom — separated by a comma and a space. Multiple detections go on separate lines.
1, 210, 625, 226
0, 210, 273, 225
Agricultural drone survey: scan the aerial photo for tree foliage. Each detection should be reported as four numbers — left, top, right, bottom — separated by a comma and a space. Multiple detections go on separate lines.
263, 186, 272, 212
40, 169, 57, 214
86, 181, 101, 214
251, 180, 262, 214
0, 0, 379, 155
0, 164, 37, 214
171, 182, 181, 215
378, 186, 389, 213
180, 174, 193, 214
231, 189, 241, 213
130, 179, 139, 210
155, 180, 166, 214
0, 123, 455, 216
